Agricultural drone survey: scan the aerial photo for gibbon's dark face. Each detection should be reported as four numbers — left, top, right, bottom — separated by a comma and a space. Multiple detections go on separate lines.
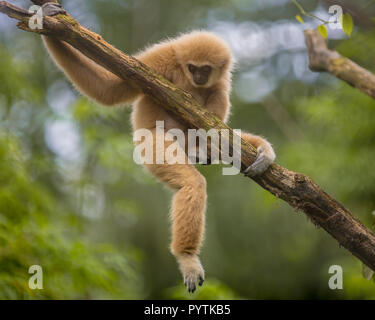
187, 64, 212, 86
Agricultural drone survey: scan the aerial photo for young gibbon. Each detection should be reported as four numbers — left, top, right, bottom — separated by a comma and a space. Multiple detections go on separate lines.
42, 2, 276, 293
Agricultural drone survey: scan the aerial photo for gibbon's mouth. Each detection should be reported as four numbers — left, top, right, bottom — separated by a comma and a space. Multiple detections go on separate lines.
193, 75, 209, 86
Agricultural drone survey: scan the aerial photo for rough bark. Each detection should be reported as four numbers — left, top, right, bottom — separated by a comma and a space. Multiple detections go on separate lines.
31, 0, 57, 5
1, 1, 375, 270
305, 29, 375, 100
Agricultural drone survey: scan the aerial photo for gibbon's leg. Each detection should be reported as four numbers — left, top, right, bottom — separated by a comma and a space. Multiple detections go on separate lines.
41, 3, 140, 106
142, 129, 207, 293
241, 132, 276, 177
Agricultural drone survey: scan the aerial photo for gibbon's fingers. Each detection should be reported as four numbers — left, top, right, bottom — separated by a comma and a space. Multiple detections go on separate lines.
42, 2, 66, 16
244, 145, 275, 177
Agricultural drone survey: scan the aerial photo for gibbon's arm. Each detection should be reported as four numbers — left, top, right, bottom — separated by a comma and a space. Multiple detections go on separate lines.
205, 87, 276, 175
43, 37, 141, 106
205, 87, 231, 123
205, 89, 275, 173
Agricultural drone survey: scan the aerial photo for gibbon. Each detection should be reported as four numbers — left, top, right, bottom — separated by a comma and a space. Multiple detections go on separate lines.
42, 2, 276, 293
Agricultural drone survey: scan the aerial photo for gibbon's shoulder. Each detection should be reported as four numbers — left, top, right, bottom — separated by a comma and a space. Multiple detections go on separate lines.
134, 36, 177, 72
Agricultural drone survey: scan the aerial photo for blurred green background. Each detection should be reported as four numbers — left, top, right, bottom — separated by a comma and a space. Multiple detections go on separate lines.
0, 0, 374, 299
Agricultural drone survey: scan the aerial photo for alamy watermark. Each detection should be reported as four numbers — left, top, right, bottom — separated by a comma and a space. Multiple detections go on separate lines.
28, 5, 43, 30
328, 5, 343, 30
328, 265, 343, 290
133, 121, 242, 176
28, 265, 43, 290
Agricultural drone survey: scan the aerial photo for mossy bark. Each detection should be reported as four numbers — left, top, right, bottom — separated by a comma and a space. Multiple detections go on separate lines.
305, 29, 375, 99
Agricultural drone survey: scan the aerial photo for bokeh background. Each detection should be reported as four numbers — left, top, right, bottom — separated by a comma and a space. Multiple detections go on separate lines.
0, 0, 374, 299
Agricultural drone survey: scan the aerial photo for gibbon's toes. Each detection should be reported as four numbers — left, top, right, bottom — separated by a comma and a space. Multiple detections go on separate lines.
198, 275, 205, 286
184, 275, 197, 293
184, 272, 204, 293
244, 155, 269, 177
244, 148, 274, 177
177, 254, 205, 293
42, 2, 67, 17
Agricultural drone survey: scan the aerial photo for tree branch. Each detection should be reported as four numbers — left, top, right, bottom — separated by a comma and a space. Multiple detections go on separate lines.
2, 1, 375, 271
305, 29, 375, 100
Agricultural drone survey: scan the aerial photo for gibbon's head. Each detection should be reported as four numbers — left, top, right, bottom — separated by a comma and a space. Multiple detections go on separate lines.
173, 31, 233, 88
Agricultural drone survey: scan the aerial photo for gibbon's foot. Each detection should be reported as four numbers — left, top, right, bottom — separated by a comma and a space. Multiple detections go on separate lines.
42, 2, 67, 17
244, 144, 275, 177
177, 254, 205, 293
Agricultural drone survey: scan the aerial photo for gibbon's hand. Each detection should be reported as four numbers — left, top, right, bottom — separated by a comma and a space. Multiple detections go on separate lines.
42, 2, 67, 17
244, 142, 275, 177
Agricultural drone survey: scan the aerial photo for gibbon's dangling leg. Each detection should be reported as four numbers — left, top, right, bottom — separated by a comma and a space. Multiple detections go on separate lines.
142, 129, 206, 293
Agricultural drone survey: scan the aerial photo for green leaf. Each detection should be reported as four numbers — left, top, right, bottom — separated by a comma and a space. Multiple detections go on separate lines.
295, 14, 304, 24
341, 12, 354, 36
317, 24, 328, 39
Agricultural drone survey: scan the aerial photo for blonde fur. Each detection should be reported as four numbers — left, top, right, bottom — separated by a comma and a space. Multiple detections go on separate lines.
43, 30, 275, 292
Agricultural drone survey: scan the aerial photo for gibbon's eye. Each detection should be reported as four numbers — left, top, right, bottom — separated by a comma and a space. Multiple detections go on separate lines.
188, 64, 197, 73
201, 65, 212, 74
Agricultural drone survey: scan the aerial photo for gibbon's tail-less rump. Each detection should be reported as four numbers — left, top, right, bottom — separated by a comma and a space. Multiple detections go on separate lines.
41, 2, 276, 293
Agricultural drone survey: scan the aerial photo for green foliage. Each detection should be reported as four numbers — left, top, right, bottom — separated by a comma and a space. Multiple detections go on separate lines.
295, 15, 304, 24
0, 132, 143, 299
341, 13, 354, 37
317, 24, 328, 39
292, 1, 355, 39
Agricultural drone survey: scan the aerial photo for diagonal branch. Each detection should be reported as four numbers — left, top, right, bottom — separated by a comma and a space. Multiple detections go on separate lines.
0, 1, 31, 19
1, 1, 375, 271
305, 29, 375, 100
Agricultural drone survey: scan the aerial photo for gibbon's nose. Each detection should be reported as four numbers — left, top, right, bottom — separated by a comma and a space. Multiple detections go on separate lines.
193, 73, 208, 85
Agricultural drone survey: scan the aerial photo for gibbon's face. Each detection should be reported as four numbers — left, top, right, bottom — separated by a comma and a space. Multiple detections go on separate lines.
187, 63, 213, 86
173, 31, 233, 88
185, 61, 221, 88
